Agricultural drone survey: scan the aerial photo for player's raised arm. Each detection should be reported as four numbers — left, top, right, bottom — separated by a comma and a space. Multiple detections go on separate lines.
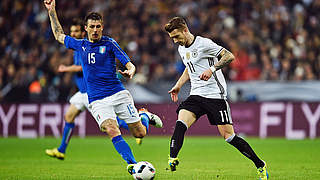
44, 0, 66, 44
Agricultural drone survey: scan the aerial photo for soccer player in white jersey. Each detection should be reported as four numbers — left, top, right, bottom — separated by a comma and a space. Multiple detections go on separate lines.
165, 17, 268, 180
43, 0, 162, 175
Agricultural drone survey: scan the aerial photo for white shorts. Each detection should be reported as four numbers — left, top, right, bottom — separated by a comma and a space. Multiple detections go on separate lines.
88, 90, 140, 128
69, 91, 89, 111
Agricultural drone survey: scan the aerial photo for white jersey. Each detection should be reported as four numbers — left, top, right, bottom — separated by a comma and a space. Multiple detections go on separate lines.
178, 36, 227, 99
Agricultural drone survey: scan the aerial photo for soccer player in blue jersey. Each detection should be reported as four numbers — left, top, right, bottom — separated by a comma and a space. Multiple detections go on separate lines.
44, 19, 159, 160
44, 0, 162, 173
45, 18, 88, 160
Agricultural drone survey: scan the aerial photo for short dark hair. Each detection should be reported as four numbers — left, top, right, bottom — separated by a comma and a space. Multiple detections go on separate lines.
71, 18, 85, 32
84, 12, 103, 25
164, 17, 187, 33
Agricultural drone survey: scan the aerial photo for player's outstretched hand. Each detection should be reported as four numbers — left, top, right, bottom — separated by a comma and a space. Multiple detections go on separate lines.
44, 0, 55, 11
199, 69, 213, 81
168, 86, 180, 102
118, 70, 134, 79
58, 65, 67, 72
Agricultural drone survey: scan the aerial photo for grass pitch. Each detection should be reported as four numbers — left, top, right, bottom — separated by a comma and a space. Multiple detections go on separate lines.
0, 136, 319, 180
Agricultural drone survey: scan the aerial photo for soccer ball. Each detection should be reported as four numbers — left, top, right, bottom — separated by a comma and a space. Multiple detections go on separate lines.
132, 161, 156, 180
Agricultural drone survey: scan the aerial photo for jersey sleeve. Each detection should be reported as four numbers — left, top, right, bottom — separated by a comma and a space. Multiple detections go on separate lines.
64, 35, 83, 51
110, 39, 131, 65
204, 39, 224, 57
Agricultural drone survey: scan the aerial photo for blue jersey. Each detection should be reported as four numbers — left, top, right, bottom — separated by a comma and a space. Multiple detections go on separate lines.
73, 50, 87, 93
64, 35, 130, 103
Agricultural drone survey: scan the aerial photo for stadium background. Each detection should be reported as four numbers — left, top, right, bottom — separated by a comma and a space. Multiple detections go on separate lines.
1, 0, 320, 179
0, 0, 319, 138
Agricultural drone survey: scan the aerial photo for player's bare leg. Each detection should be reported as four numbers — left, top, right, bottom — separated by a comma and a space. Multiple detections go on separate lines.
64, 104, 81, 123
45, 104, 81, 160
101, 119, 122, 138
168, 109, 197, 171
217, 124, 234, 139
218, 124, 268, 179
128, 121, 145, 145
101, 119, 137, 173
128, 121, 147, 138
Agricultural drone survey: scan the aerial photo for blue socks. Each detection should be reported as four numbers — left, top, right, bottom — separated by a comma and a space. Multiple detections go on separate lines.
112, 135, 137, 164
58, 122, 75, 153
139, 113, 149, 133
117, 115, 149, 133
117, 117, 129, 131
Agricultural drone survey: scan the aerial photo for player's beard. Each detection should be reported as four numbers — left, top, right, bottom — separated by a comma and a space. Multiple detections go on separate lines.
91, 34, 99, 42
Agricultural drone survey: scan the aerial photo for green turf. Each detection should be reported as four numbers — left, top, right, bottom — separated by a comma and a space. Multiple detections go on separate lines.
0, 136, 319, 180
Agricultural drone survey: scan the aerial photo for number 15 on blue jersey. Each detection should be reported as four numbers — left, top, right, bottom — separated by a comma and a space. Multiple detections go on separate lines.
88, 53, 95, 64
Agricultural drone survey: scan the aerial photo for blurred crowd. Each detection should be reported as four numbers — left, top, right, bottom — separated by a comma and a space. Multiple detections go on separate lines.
0, 0, 320, 102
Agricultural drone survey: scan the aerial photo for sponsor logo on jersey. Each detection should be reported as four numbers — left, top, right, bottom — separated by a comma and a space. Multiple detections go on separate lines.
99, 46, 106, 54
186, 52, 190, 60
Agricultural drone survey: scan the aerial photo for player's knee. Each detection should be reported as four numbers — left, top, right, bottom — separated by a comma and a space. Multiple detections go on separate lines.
101, 122, 120, 137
